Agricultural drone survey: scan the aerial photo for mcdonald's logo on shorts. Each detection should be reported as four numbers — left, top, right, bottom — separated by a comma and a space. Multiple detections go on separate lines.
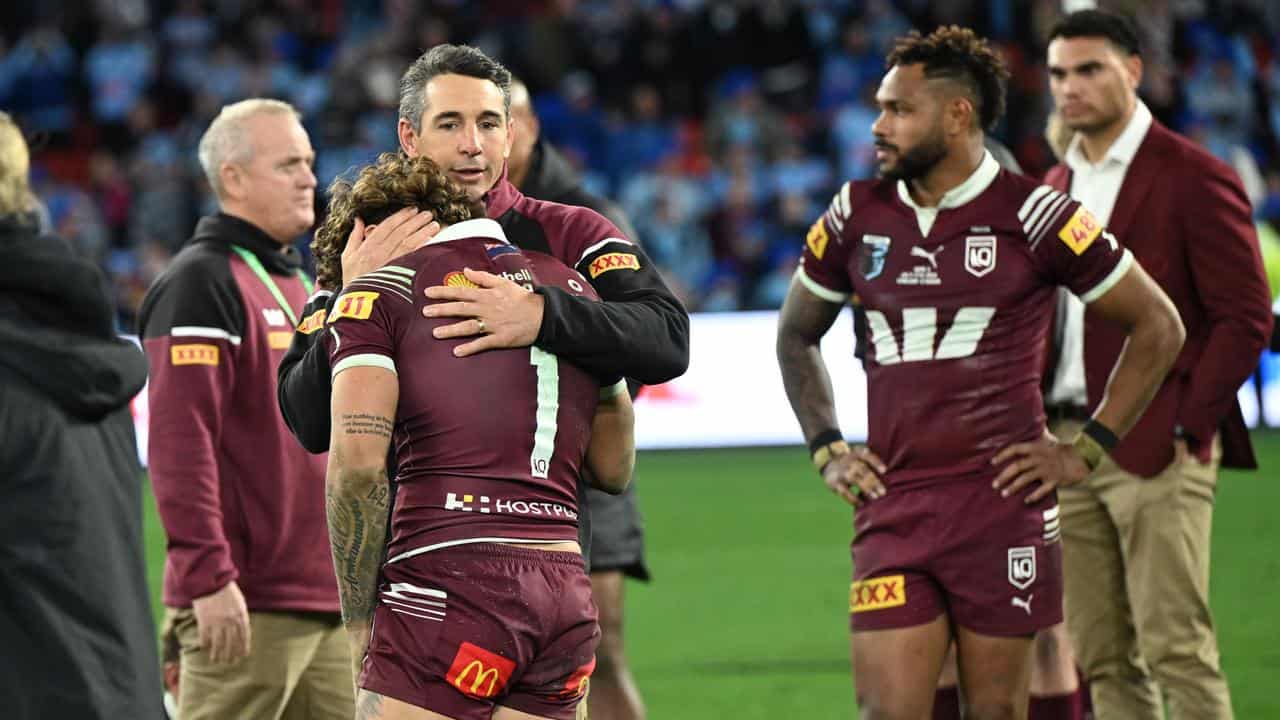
850, 574, 906, 613
560, 657, 596, 699
446, 642, 516, 699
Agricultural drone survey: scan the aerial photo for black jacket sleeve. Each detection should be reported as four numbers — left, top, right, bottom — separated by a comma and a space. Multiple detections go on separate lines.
277, 291, 337, 453
536, 242, 689, 385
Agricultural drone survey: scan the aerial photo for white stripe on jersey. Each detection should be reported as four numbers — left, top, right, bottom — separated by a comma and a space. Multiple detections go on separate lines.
387, 536, 580, 564
1022, 188, 1066, 235
1018, 185, 1054, 223
1028, 194, 1072, 249
794, 267, 850, 304
171, 326, 242, 345
575, 237, 634, 268
305, 288, 334, 305
386, 582, 448, 601
865, 310, 900, 365
332, 352, 396, 378
826, 207, 844, 234
1079, 249, 1135, 304
837, 182, 851, 219
347, 277, 413, 303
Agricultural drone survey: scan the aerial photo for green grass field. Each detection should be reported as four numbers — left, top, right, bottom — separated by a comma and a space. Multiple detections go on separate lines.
142, 435, 1280, 718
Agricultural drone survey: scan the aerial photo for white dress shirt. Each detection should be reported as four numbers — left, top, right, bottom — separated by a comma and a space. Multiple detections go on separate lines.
1045, 101, 1153, 407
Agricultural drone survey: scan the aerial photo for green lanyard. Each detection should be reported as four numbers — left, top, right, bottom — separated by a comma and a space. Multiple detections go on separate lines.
230, 245, 315, 327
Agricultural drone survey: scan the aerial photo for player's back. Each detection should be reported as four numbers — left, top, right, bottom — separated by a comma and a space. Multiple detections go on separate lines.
326, 219, 605, 564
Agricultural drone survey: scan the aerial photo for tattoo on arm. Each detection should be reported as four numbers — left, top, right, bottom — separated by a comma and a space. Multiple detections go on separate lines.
339, 413, 395, 438
326, 456, 391, 628
776, 282, 845, 443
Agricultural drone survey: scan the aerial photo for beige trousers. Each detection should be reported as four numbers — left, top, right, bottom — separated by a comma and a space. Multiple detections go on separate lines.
1053, 419, 1233, 720
168, 607, 355, 720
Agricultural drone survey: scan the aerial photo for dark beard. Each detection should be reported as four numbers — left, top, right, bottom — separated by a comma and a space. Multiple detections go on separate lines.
879, 134, 948, 182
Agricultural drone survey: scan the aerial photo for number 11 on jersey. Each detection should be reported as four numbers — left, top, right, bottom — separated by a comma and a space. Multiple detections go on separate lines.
529, 347, 559, 479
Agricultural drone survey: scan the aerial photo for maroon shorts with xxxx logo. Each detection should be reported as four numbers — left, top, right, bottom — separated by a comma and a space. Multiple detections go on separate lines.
848, 478, 1063, 636
361, 543, 599, 719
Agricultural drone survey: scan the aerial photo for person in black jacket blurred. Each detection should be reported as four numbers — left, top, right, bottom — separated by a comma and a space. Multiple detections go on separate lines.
508, 77, 649, 720
0, 111, 163, 720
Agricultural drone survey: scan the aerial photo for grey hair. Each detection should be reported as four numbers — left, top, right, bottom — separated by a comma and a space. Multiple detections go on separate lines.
398, 44, 512, 132
197, 98, 300, 199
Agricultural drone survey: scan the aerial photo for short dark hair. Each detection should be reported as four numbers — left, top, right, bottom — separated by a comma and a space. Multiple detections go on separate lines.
1048, 10, 1142, 57
398, 44, 513, 131
886, 26, 1010, 132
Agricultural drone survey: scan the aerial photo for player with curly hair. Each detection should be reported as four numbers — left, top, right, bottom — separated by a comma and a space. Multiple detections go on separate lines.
777, 26, 1185, 719
318, 152, 635, 720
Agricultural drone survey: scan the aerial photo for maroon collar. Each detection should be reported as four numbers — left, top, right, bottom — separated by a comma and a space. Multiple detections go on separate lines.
483, 165, 521, 219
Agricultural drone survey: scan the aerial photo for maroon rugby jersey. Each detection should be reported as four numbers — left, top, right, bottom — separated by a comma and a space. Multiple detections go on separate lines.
799, 152, 1132, 489
324, 218, 617, 564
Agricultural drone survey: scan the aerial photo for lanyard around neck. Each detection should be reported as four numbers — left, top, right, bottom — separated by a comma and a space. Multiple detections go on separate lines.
230, 245, 314, 327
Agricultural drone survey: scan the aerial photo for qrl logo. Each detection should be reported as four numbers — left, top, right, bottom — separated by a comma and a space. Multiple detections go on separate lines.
1008, 546, 1037, 590
965, 235, 997, 277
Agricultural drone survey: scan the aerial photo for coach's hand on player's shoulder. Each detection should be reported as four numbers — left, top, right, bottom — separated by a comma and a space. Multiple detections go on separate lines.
191, 580, 251, 664
823, 445, 887, 507
990, 429, 1090, 504
423, 267, 545, 356
341, 208, 440, 283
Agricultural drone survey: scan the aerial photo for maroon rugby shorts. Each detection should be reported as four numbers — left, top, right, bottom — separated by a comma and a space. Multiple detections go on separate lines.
361, 543, 599, 719
848, 479, 1063, 636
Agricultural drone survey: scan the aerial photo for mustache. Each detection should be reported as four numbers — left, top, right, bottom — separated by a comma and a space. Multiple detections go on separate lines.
874, 141, 897, 152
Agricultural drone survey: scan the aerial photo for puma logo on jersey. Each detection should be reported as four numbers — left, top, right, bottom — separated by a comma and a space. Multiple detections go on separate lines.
910, 245, 944, 270
1011, 594, 1034, 615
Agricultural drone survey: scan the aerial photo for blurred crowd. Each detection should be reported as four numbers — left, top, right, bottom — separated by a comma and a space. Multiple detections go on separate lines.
4, 0, 1280, 325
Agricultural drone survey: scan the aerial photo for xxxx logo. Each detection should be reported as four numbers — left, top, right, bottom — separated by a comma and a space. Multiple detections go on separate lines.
588, 252, 640, 278
849, 574, 906, 613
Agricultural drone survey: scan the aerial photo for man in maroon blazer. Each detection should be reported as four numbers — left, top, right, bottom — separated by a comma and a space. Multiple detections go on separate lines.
1044, 11, 1271, 720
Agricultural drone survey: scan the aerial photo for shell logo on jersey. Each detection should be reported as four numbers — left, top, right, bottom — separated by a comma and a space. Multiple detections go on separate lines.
297, 308, 327, 335
806, 218, 829, 260
170, 344, 219, 366
444, 270, 480, 289
850, 574, 906, 613
588, 252, 640, 278
446, 642, 516, 699
329, 291, 378, 322
1058, 206, 1102, 255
